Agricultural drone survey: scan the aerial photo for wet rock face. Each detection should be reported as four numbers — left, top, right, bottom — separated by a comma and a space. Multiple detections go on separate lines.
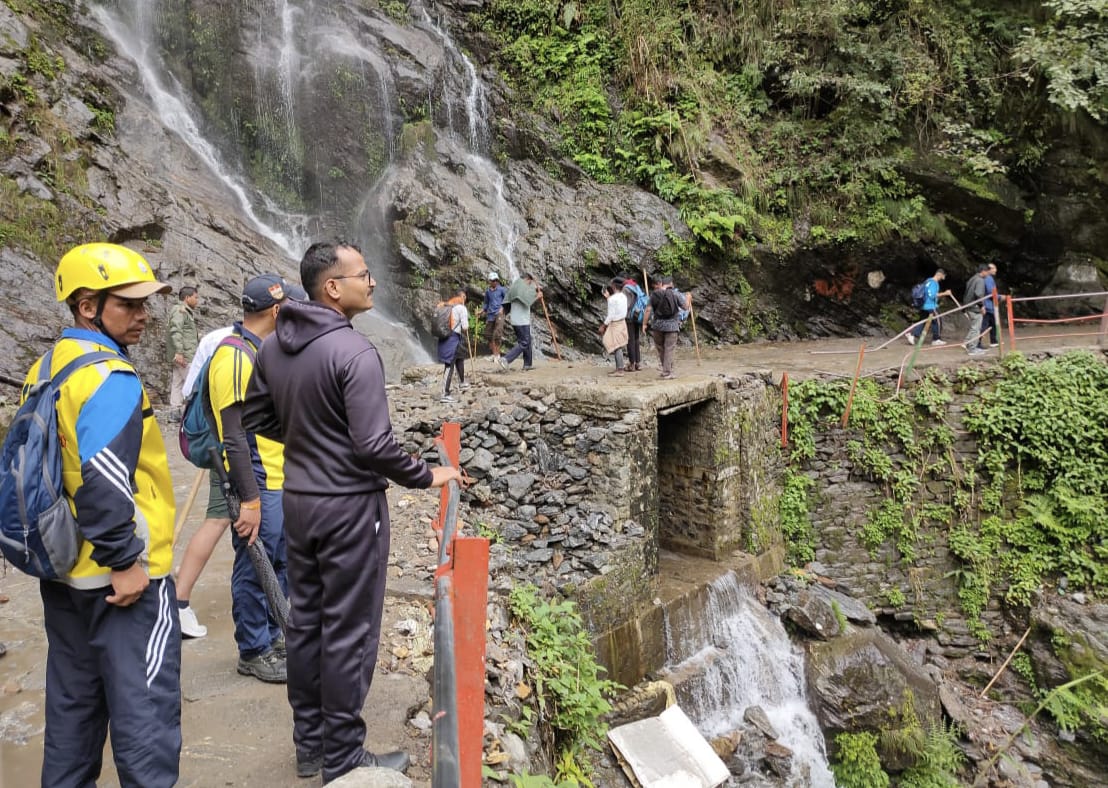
805, 627, 941, 770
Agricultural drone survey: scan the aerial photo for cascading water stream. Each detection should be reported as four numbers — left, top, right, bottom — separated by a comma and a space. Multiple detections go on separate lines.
92, 0, 429, 367
662, 574, 835, 787
416, 3, 521, 281
91, 1, 310, 259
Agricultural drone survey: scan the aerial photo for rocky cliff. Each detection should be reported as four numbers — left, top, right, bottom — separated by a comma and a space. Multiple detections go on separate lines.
1, 0, 1106, 399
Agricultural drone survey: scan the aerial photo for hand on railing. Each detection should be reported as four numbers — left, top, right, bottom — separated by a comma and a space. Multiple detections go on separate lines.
431, 466, 465, 488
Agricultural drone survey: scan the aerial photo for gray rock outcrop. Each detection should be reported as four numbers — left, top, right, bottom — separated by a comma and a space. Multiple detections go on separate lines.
806, 627, 941, 770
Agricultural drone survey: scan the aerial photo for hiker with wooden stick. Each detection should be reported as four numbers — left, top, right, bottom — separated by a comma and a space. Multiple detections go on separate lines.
641, 275, 683, 379
672, 281, 702, 364
435, 289, 469, 403
497, 272, 542, 372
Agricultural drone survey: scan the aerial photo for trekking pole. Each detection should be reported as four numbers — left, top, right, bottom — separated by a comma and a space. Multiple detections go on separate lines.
173, 468, 207, 543
209, 448, 289, 634
540, 295, 562, 361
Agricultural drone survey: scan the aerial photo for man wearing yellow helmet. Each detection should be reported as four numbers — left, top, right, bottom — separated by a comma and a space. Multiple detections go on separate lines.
25, 242, 180, 786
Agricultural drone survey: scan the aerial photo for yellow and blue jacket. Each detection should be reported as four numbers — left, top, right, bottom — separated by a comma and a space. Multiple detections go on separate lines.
207, 324, 285, 492
23, 329, 175, 588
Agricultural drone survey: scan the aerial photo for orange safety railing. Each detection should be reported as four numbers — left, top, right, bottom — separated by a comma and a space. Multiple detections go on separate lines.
432, 422, 489, 788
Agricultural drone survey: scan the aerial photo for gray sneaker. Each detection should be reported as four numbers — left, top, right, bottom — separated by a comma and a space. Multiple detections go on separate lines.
296, 749, 322, 779
237, 648, 287, 683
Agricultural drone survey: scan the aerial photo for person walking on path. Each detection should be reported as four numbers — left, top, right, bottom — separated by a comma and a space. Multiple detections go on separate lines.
980, 263, 1002, 348
963, 263, 990, 356
175, 282, 307, 639
642, 275, 683, 379
206, 274, 292, 683
166, 285, 199, 419
478, 272, 507, 361
242, 241, 463, 783
600, 281, 629, 376
498, 272, 542, 371
437, 289, 469, 402
907, 268, 952, 346
619, 275, 648, 371
27, 242, 180, 787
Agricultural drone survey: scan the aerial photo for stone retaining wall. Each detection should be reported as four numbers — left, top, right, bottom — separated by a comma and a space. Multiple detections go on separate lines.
397, 372, 783, 635
799, 393, 1015, 655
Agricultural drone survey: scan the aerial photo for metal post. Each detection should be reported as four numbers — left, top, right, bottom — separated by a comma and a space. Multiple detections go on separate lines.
431, 422, 489, 788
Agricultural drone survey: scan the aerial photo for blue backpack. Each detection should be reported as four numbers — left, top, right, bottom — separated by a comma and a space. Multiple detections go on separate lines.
910, 281, 927, 308
625, 283, 648, 322
178, 335, 255, 469
0, 349, 120, 579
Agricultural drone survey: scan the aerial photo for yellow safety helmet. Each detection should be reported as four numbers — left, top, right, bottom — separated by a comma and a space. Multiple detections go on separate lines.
55, 243, 172, 302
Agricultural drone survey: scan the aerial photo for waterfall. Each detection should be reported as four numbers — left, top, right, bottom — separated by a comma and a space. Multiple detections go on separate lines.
91, 0, 430, 369
416, 2, 521, 281
662, 574, 835, 787
91, 2, 310, 259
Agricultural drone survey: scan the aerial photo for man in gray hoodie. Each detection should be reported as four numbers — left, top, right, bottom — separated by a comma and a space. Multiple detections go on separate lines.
243, 241, 462, 783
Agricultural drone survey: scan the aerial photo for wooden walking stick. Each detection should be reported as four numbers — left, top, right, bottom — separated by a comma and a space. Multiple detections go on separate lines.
540, 295, 562, 361
689, 304, 702, 365
173, 468, 207, 543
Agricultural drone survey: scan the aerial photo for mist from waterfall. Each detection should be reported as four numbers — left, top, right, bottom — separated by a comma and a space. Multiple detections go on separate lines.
662, 574, 835, 787
91, 1, 310, 259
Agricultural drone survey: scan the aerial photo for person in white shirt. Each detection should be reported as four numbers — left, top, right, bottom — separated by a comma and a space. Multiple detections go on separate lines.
436, 290, 470, 402
600, 281, 629, 376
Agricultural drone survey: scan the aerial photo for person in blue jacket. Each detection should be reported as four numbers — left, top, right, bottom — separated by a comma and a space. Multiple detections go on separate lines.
907, 268, 952, 345
478, 272, 508, 361
979, 262, 1002, 349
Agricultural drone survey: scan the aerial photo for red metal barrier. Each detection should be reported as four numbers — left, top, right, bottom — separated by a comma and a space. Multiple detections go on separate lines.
432, 422, 489, 788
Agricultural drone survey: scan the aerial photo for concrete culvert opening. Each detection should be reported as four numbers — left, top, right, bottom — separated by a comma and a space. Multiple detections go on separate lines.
656, 398, 728, 559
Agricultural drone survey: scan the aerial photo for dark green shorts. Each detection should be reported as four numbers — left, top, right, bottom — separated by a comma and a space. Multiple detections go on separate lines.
205, 470, 230, 519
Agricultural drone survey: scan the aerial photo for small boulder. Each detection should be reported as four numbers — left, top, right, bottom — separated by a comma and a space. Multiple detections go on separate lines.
785, 589, 843, 640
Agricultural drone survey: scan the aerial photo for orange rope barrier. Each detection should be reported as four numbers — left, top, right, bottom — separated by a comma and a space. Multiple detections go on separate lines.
1010, 314, 1103, 325
841, 344, 866, 428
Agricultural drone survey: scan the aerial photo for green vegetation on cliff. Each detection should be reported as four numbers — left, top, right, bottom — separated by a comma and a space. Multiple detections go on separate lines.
783, 351, 1108, 744
784, 351, 1108, 626
480, 0, 1105, 262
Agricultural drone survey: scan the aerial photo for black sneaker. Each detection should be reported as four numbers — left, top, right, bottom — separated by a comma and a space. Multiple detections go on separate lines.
272, 634, 286, 660
296, 750, 322, 779
237, 648, 287, 683
359, 749, 410, 773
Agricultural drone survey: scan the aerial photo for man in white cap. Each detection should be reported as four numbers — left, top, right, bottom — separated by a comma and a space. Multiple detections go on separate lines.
477, 271, 508, 361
